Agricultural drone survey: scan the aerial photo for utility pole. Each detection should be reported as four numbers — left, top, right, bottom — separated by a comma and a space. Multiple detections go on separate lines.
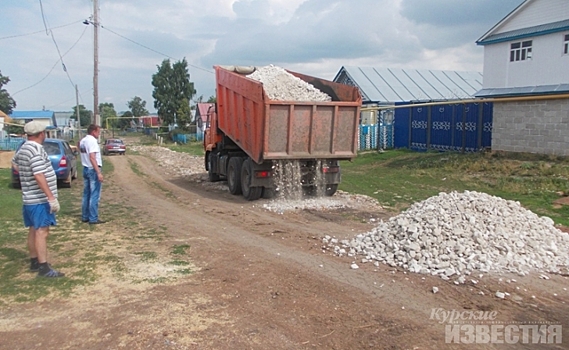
76, 84, 82, 140
93, 0, 100, 126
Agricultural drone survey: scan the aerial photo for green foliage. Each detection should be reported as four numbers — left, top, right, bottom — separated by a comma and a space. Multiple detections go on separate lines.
99, 102, 117, 129
0, 71, 16, 114
5, 120, 24, 135
72, 104, 92, 127
117, 111, 134, 130
151, 58, 196, 128
127, 96, 149, 117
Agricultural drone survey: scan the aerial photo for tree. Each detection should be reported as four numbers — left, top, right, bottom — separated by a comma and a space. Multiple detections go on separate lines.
176, 98, 192, 128
127, 96, 149, 118
0, 71, 16, 114
207, 95, 216, 103
118, 111, 134, 130
151, 58, 196, 128
72, 104, 92, 127
99, 102, 117, 129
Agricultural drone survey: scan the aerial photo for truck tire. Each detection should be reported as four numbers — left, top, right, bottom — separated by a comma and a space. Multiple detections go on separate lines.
241, 158, 262, 201
324, 184, 338, 197
207, 152, 221, 182
228, 157, 243, 195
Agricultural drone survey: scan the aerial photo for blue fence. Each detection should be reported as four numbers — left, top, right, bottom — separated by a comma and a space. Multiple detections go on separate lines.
172, 133, 203, 144
0, 137, 25, 151
393, 102, 493, 152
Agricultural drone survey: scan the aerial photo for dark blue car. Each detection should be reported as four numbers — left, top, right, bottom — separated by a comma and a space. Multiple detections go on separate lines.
12, 138, 78, 188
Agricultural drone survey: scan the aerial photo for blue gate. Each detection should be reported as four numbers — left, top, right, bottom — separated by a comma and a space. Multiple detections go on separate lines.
394, 102, 493, 152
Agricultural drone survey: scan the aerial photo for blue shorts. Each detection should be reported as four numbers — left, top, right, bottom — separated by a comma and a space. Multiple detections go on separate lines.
23, 203, 57, 229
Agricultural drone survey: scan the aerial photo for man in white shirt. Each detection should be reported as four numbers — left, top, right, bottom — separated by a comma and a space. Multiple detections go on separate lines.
79, 124, 105, 224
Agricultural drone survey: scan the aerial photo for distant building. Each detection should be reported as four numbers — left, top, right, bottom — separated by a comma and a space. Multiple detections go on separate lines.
476, 0, 569, 155
9, 110, 58, 138
195, 103, 214, 138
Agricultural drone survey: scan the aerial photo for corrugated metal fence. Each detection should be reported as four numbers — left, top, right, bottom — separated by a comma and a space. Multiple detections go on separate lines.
394, 102, 493, 152
357, 102, 493, 152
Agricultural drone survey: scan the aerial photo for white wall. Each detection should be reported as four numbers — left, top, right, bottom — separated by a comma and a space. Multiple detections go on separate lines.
498, 0, 569, 32
483, 32, 569, 88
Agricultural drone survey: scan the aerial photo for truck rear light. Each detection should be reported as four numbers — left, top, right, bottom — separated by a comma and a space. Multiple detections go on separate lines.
322, 166, 339, 173
255, 171, 271, 178
59, 156, 67, 168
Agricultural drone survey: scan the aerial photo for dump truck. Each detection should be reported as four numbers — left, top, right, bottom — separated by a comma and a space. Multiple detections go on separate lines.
203, 65, 362, 201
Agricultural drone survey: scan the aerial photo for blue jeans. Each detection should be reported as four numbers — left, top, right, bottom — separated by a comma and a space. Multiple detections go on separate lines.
81, 167, 102, 223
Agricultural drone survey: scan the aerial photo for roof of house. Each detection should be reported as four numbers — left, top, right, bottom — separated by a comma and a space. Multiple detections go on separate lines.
476, 83, 569, 98
195, 103, 214, 122
9, 110, 57, 127
10, 110, 55, 119
334, 66, 482, 104
477, 18, 569, 45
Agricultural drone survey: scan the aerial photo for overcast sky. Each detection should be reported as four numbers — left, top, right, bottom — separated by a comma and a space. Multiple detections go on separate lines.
1, 0, 524, 114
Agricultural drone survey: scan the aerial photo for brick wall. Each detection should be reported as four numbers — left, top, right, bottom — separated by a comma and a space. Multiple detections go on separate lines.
492, 98, 569, 156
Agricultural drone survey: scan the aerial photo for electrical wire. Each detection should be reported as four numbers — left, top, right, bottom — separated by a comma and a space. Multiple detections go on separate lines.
101, 25, 214, 74
0, 21, 81, 41
38, 0, 77, 88
13, 24, 88, 96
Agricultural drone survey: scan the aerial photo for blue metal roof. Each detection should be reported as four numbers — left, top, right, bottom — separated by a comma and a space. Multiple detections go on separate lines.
476, 84, 569, 97
477, 19, 569, 45
10, 110, 55, 119
334, 66, 482, 104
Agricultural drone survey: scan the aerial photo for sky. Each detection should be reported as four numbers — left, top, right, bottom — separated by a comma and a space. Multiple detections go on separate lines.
0, 0, 525, 115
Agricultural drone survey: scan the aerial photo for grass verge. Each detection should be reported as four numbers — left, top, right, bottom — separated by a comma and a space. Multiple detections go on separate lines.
340, 149, 569, 226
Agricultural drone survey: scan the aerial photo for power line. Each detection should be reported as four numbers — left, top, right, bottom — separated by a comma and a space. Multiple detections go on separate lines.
39, 0, 77, 88
13, 25, 88, 96
0, 21, 81, 41
100, 25, 214, 74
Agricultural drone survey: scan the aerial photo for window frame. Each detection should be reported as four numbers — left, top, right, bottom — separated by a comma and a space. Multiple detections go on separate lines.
509, 40, 533, 62
564, 34, 569, 55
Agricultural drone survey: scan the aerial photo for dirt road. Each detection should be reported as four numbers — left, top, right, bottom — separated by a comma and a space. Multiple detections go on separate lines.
1, 150, 568, 349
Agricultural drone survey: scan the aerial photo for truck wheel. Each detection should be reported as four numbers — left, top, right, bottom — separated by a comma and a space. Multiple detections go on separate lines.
241, 158, 262, 201
324, 184, 338, 196
207, 152, 220, 182
228, 157, 243, 195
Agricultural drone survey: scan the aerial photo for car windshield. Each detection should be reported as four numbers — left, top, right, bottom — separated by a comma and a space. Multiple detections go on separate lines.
43, 142, 60, 156
107, 139, 123, 144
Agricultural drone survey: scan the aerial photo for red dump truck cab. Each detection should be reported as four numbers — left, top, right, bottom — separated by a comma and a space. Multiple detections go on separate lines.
204, 65, 361, 200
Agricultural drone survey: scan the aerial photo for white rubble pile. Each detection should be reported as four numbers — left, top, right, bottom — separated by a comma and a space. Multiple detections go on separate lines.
247, 65, 332, 102
323, 191, 569, 279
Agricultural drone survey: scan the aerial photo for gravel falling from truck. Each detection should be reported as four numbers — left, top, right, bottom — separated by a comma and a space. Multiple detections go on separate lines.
273, 160, 303, 200
272, 160, 328, 200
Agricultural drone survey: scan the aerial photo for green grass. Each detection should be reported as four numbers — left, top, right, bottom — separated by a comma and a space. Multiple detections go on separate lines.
0, 160, 190, 304
165, 141, 204, 156
340, 149, 569, 225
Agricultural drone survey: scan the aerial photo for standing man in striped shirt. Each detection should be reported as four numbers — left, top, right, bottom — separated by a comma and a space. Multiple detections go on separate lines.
12, 121, 64, 278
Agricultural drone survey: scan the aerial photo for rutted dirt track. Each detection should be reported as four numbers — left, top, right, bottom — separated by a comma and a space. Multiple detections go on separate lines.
2, 150, 569, 349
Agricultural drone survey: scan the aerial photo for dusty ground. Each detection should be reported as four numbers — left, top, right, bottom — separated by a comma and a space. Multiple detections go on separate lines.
1, 139, 569, 349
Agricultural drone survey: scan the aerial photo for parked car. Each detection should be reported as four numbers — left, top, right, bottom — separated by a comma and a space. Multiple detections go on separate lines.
12, 138, 78, 188
103, 138, 126, 155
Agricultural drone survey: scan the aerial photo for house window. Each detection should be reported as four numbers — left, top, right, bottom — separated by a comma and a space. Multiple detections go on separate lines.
510, 40, 532, 61
564, 34, 569, 55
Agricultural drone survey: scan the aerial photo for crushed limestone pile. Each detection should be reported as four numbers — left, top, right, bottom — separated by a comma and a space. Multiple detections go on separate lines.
323, 191, 569, 280
247, 65, 332, 102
